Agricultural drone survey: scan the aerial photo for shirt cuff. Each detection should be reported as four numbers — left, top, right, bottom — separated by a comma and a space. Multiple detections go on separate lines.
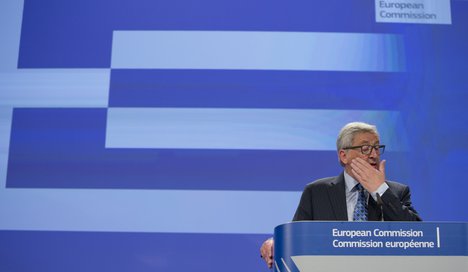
370, 183, 389, 201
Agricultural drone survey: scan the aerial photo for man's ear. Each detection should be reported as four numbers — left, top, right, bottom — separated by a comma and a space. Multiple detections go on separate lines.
339, 149, 348, 165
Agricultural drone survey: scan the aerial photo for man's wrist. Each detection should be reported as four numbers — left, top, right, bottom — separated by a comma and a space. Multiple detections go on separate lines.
370, 182, 389, 200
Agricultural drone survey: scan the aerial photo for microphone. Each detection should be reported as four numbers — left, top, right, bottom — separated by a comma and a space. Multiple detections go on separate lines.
376, 193, 384, 221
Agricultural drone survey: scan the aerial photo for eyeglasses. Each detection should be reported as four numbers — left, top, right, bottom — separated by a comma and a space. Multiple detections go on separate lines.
343, 144, 385, 155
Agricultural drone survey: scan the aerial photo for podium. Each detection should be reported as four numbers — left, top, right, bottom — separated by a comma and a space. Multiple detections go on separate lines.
274, 221, 468, 272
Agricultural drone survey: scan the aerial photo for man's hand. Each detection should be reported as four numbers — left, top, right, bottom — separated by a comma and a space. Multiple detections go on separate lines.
350, 158, 386, 192
260, 238, 274, 269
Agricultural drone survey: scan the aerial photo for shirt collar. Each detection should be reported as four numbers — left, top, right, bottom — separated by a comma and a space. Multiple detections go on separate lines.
344, 170, 359, 193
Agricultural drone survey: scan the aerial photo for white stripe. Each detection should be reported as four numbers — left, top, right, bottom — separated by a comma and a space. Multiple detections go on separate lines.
106, 108, 408, 151
111, 31, 405, 72
0, 0, 24, 72
0, 69, 110, 107
275, 261, 281, 272
292, 256, 468, 272
281, 258, 292, 272
0, 107, 12, 189
436, 226, 441, 248
0, 188, 299, 233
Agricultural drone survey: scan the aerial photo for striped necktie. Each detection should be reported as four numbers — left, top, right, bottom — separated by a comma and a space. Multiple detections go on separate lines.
353, 183, 368, 221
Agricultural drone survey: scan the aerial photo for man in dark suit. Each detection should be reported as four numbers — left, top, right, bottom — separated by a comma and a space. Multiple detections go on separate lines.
260, 122, 421, 268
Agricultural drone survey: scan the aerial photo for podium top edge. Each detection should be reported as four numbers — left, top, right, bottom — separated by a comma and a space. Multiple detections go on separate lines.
274, 221, 468, 229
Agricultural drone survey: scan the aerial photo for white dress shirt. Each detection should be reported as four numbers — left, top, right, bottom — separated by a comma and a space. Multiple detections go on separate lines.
344, 170, 389, 221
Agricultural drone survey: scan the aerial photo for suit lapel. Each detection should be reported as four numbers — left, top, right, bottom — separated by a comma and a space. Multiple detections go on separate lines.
327, 173, 348, 220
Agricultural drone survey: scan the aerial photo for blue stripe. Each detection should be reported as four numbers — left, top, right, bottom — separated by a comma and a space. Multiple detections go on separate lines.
109, 69, 408, 109
0, 231, 271, 272
111, 31, 405, 72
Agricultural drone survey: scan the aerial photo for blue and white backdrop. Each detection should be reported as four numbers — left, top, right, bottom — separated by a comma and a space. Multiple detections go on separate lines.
1, 0, 467, 271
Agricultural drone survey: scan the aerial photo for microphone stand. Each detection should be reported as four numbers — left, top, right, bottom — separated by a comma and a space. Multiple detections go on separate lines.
376, 193, 384, 221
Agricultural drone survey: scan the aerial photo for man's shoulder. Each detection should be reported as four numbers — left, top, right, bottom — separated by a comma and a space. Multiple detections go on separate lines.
304, 175, 340, 189
386, 180, 409, 191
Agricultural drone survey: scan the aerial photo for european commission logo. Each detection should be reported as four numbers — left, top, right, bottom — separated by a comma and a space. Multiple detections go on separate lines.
375, 0, 452, 24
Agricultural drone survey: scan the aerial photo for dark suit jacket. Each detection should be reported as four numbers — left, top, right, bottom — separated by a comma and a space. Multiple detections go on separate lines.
293, 172, 422, 221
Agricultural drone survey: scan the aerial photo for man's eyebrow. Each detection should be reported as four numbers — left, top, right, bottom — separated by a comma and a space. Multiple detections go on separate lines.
357, 141, 380, 145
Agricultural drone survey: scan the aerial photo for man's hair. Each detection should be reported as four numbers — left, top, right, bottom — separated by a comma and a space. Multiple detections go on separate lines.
336, 122, 379, 166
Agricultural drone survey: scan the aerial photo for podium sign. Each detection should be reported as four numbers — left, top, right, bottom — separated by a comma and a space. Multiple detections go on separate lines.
274, 222, 468, 272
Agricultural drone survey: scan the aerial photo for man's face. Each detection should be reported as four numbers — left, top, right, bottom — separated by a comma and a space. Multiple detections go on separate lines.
339, 132, 381, 175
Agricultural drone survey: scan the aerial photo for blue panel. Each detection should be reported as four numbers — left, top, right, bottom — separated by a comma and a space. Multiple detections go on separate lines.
0, 230, 271, 272
109, 69, 408, 109
274, 222, 468, 272
275, 222, 468, 256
